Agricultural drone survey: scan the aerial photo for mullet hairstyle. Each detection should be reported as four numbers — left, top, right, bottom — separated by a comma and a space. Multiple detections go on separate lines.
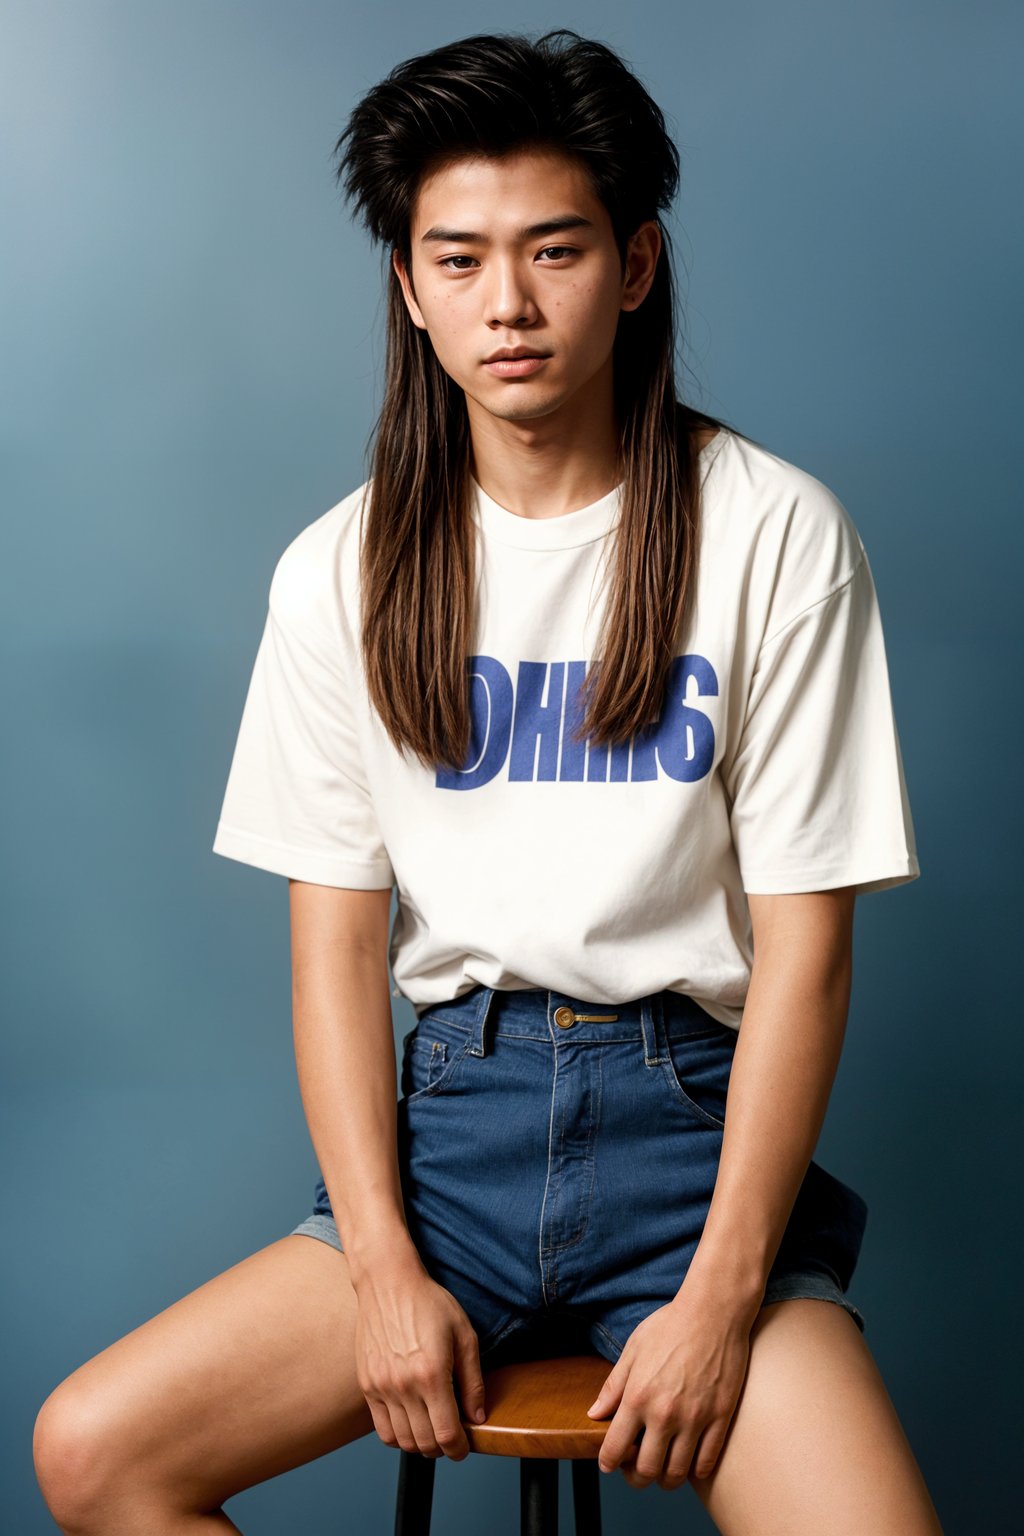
335, 28, 740, 772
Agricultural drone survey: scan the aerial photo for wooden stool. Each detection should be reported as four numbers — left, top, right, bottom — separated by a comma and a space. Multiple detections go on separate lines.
393, 1353, 609, 1535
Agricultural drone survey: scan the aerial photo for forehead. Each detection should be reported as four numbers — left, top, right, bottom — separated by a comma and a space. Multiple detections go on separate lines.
410, 149, 604, 238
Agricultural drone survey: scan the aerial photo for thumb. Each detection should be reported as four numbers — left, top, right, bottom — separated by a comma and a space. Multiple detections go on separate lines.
587, 1365, 623, 1418
453, 1328, 488, 1424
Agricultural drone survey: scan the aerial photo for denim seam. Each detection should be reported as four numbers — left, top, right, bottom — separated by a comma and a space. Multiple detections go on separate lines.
538, 1060, 599, 1257
659, 1059, 727, 1132
538, 1040, 561, 1303
591, 1320, 626, 1359
403, 1038, 475, 1102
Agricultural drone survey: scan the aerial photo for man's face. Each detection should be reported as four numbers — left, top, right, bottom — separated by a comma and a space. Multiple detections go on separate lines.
392, 148, 659, 428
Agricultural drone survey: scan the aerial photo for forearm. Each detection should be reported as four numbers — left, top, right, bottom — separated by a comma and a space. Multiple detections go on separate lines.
290, 892, 423, 1291
681, 908, 853, 1322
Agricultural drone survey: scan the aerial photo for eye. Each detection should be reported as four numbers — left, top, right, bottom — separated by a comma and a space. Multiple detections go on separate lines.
437, 246, 577, 272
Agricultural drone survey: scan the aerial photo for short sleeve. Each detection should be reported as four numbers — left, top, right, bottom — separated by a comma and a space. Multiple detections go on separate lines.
724, 546, 920, 896
211, 544, 395, 890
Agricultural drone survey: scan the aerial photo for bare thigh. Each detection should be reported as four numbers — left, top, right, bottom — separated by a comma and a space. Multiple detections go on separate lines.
33, 1234, 375, 1528
689, 1298, 945, 1536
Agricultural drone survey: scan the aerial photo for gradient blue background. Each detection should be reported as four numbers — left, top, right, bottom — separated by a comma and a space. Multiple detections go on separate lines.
3, 3, 1019, 1531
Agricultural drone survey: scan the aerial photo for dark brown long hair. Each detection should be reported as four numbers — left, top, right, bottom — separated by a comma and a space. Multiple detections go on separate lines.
335, 29, 743, 773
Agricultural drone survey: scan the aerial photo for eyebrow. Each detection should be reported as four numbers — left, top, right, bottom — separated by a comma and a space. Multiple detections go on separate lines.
420, 215, 596, 245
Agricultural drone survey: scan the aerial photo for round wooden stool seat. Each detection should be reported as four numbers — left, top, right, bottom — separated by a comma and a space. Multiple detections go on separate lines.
464, 1353, 610, 1457
393, 1353, 610, 1534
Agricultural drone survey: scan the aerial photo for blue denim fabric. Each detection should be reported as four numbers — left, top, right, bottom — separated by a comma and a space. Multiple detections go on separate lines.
289, 985, 868, 1364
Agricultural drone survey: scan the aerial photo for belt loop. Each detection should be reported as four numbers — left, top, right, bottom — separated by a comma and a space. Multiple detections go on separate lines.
469, 985, 497, 1057
640, 994, 665, 1065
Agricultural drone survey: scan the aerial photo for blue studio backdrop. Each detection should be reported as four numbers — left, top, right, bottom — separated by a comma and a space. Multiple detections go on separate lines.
2, 3, 1019, 1532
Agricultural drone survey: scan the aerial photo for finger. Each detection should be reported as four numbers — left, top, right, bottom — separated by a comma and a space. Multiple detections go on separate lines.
659, 1430, 698, 1491
625, 1423, 673, 1489
387, 1398, 420, 1455
587, 1359, 626, 1419
690, 1420, 729, 1483
598, 1405, 644, 1473
451, 1326, 487, 1429
616, 1442, 639, 1482
403, 1392, 449, 1458
424, 1378, 471, 1460
365, 1395, 400, 1451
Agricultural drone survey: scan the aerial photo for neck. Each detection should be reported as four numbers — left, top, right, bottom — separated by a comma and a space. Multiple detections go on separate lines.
465, 361, 621, 521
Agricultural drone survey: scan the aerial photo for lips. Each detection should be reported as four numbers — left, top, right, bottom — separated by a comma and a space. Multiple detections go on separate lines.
482, 352, 551, 378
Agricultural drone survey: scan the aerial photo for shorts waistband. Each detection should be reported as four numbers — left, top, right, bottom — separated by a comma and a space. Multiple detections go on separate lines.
416, 984, 735, 1056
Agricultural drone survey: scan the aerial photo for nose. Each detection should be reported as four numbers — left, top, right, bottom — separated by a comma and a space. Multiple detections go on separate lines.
485, 256, 539, 329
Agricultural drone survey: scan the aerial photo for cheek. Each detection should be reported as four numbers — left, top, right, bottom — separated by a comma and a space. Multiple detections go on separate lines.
558, 281, 621, 355
417, 302, 477, 381
417, 295, 464, 346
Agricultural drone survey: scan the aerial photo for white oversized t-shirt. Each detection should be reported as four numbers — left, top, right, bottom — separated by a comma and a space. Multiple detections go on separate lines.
211, 428, 920, 1029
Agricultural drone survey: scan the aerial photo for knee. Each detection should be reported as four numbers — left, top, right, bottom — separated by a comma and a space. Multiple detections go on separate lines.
33, 1378, 122, 1533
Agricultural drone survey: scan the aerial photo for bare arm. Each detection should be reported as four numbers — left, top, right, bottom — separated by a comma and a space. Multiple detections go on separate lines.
590, 885, 858, 1482
288, 879, 418, 1289
288, 879, 485, 1457
682, 885, 857, 1318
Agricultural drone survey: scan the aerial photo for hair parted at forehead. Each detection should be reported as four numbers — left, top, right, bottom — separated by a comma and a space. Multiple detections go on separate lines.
333, 28, 681, 263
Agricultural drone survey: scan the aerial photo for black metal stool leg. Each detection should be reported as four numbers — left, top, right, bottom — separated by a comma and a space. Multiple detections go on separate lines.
394, 1449, 437, 1536
571, 1458, 602, 1535
520, 1456, 559, 1536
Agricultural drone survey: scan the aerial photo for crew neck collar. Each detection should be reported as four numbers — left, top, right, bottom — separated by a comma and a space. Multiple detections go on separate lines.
470, 429, 729, 550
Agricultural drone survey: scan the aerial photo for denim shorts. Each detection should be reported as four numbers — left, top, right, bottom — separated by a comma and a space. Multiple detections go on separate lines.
289, 985, 868, 1366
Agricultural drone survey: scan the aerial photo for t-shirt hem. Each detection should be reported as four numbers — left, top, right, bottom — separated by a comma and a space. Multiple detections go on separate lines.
211, 822, 395, 890
740, 852, 920, 896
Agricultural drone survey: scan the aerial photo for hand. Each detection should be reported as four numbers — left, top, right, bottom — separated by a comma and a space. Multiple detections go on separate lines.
586, 1290, 751, 1489
353, 1256, 487, 1460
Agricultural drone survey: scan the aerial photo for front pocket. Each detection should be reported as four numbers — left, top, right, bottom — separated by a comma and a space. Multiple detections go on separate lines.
660, 1025, 738, 1131
400, 1018, 474, 1102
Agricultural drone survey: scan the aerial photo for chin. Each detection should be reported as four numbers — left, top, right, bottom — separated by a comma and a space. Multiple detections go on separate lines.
489, 399, 563, 424
474, 381, 567, 418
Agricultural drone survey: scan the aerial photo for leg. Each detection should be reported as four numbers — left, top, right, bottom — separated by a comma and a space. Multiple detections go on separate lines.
33, 1234, 376, 1534
688, 1298, 944, 1536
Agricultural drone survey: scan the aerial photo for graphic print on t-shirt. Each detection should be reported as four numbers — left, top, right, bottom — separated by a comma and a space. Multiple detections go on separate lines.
435, 653, 718, 789
212, 426, 920, 1025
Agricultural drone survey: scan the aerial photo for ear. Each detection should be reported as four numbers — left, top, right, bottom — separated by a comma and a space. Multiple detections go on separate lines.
620, 220, 662, 313
392, 248, 428, 330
